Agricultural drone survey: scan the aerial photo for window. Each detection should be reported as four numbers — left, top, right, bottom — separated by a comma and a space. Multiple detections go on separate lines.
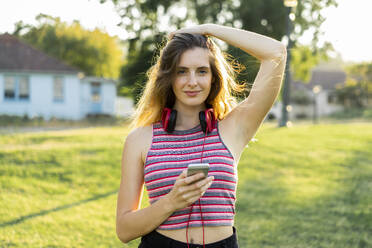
328, 92, 338, 104
19, 76, 30, 99
4, 76, 15, 99
4, 76, 29, 100
91, 82, 101, 102
53, 77, 64, 101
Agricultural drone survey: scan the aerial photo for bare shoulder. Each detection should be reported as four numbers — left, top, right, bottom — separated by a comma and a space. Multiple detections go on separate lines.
126, 125, 152, 143
125, 125, 153, 164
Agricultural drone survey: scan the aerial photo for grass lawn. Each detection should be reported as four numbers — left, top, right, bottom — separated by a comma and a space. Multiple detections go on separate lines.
0, 122, 371, 247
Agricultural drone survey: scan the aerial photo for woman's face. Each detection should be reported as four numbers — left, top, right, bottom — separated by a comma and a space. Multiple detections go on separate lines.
172, 47, 213, 109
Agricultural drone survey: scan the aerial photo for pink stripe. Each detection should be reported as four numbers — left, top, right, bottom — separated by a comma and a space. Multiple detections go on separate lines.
154, 127, 216, 134
208, 171, 235, 176
145, 157, 201, 171
154, 130, 203, 138
212, 179, 236, 184
160, 219, 233, 227
146, 148, 229, 158
149, 142, 222, 151
167, 212, 234, 221
145, 167, 184, 178
209, 162, 235, 167
148, 153, 233, 161
200, 197, 235, 201
205, 188, 236, 195
170, 211, 234, 218
151, 189, 236, 198
148, 184, 173, 194
188, 204, 234, 207
145, 174, 179, 185
149, 197, 234, 207
208, 188, 235, 192
150, 189, 235, 199
202, 195, 235, 199
153, 134, 218, 144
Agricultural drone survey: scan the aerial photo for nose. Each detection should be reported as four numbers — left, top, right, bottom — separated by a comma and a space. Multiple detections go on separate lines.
187, 72, 197, 87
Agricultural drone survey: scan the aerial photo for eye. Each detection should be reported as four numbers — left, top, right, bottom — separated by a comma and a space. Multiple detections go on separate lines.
198, 69, 209, 75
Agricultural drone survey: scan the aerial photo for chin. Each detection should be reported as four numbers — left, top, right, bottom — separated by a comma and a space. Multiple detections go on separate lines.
177, 98, 207, 108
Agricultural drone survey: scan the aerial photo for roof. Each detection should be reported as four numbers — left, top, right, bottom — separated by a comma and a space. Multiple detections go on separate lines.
292, 69, 347, 91
0, 33, 79, 74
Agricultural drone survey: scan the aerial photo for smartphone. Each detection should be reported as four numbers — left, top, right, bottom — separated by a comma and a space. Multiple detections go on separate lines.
187, 163, 210, 178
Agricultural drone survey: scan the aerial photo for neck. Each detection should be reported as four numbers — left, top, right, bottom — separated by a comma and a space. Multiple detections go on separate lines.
173, 102, 206, 130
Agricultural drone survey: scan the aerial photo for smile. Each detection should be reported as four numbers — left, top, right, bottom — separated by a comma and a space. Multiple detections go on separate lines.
184, 91, 201, 97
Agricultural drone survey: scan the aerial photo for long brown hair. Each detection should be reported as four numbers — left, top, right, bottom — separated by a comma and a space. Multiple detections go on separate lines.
130, 33, 245, 129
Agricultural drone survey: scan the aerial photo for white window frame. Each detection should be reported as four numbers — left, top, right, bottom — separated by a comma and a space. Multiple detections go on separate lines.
3, 75, 30, 101
53, 76, 64, 102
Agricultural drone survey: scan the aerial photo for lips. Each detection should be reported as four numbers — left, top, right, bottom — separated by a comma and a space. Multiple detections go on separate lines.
184, 91, 200, 97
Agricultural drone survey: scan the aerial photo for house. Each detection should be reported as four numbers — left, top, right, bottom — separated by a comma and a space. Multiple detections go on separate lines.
268, 66, 347, 121
0, 33, 118, 120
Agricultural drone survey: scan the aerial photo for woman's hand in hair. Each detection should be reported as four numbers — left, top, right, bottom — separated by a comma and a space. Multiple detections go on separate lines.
168, 24, 211, 39
163, 170, 214, 211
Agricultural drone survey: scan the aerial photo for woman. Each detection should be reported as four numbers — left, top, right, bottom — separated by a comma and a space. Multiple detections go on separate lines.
116, 24, 287, 248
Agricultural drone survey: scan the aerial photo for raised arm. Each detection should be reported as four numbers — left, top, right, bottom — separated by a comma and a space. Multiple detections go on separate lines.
172, 24, 287, 150
207, 24, 286, 149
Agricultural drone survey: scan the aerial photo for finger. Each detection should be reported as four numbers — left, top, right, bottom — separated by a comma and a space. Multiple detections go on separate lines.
181, 176, 213, 196
168, 31, 175, 40
168, 26, 204, 40
173, 170, 188, 186
179, 170, 187, 178
184, 172, 205, 185
200, 180, 213, 192
168, 29, 187, 39
195, 176, 214, 188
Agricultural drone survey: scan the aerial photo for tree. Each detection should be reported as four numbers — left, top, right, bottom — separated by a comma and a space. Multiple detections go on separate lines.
99, 0, 337, 100
335, 62, 372, 108
291, 44, 332, 83
14, 14, 124, 79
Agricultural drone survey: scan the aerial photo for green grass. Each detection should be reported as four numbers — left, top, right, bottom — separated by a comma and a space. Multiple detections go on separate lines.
327, 107, 372, 120
0, 122, 371, 247
0, 114, 128, 129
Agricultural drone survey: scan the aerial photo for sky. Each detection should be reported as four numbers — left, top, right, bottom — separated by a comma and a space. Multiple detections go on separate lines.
0, 0, 371, 63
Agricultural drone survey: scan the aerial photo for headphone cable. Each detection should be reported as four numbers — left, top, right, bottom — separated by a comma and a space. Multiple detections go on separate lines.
186, 130, 207, 248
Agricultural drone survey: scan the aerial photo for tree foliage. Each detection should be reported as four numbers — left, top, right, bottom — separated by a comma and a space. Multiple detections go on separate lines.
14, 14, 124, 79
291, 44, 331, 82
335, 62, 372, 108
98, 0, 337, 99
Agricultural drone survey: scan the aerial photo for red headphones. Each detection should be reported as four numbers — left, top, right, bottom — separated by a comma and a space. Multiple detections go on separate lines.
161, 107, 215, 134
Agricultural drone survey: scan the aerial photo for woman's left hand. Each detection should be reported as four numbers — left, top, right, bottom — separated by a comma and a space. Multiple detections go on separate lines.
168, 24, 210, 39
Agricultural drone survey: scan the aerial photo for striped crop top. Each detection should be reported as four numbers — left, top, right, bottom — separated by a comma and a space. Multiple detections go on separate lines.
144, 121, 237, 230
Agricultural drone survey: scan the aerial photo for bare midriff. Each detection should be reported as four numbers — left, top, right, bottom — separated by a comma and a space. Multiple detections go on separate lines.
156, 225, 233, 244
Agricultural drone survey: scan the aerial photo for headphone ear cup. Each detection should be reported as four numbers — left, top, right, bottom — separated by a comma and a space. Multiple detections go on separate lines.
167, 109, 177, 133
204, 108, 215, 133
199, 111, 207, 134
162, 108, 172, 132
